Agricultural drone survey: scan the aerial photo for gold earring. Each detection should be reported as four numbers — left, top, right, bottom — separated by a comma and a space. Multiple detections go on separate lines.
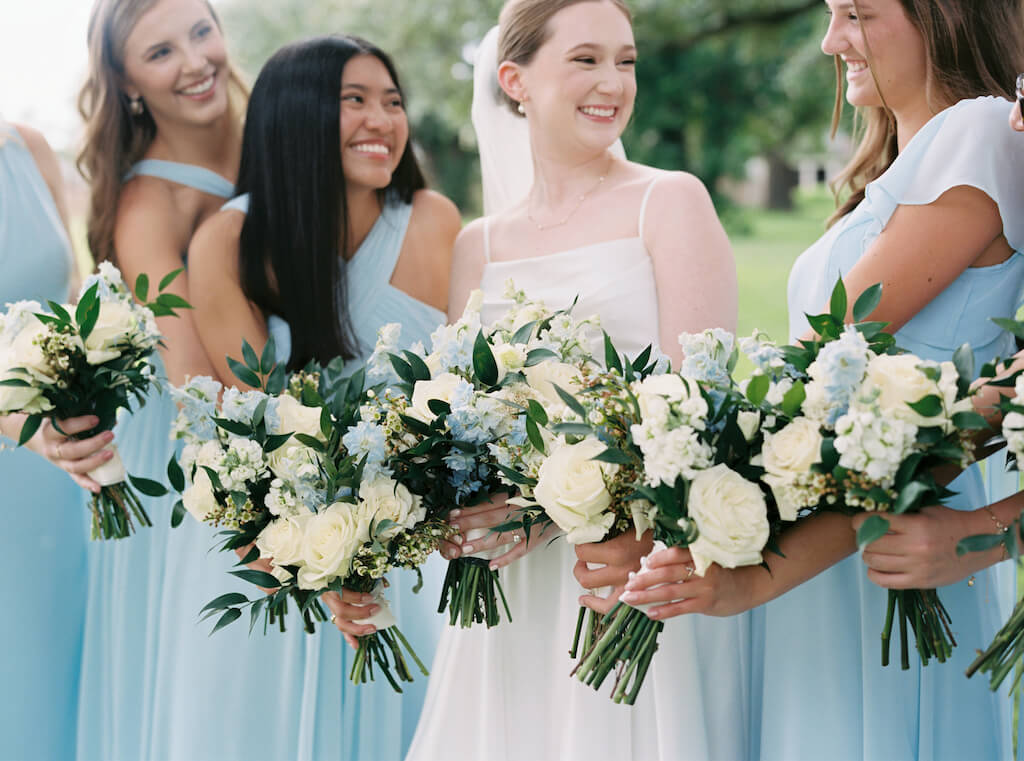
129, 96, 144, 116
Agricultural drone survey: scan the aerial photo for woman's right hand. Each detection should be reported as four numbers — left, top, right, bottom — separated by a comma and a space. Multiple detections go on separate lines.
439, 495, 542, 571
323, 589, 382, 650
9, 414, 115, 493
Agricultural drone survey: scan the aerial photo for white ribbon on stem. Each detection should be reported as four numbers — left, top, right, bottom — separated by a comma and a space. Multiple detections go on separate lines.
86, 443, 126, 487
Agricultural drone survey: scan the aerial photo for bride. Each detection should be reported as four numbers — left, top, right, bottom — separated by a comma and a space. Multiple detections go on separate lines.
407, 1, 749, 759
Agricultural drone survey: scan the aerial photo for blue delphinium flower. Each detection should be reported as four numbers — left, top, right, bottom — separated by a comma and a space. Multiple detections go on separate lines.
679, 328, 735, 385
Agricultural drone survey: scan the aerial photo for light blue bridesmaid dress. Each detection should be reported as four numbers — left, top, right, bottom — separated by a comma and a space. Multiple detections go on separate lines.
755, 96, 1024, 761
75, 159, 237, 761
0, 122, 87, 761
143, 192, 446, 761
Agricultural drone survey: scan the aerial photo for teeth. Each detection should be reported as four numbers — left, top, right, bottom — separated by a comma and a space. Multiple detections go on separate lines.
846, 61, 868, 73
581, 106, 615, 118
181, 77, 214, 95
352, 143, 390, 155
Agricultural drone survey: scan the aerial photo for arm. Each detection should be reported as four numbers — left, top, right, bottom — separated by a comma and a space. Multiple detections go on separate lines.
15, 124, 82, 295
575, 173, 739, 612
621, 511, 857, 618
643, 172, 738, 367
186, 210, 268, 388
446, 219, 487, 321
393, 190, 460, 314
113, 183, 218, 385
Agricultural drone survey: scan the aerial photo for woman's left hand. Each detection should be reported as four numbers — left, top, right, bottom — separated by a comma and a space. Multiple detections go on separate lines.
853, 505, 1001, 589
573, 530, 654, 614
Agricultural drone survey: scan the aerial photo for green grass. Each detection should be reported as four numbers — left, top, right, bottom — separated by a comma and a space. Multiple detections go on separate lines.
726, 189, 837, 377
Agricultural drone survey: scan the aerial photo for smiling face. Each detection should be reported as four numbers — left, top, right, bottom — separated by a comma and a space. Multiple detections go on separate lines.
821, 0, 930, 115
514, 1, 637, 155
338, 54, 410, 193
120, 0, 229, 127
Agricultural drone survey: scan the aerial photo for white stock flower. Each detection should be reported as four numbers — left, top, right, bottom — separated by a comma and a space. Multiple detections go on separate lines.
834, 405, 918, 489
359, 478, 425, 539
493, 342, 527, 377
407, 373, 465, 423
687, 464, 769, 575
1005, 411, 1024, 460
82, 300, 138, 365
533, 437, 617, 544
296, 502, 371, 590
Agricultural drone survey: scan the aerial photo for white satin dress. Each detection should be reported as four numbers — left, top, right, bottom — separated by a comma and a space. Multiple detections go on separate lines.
406, 178, 752, 761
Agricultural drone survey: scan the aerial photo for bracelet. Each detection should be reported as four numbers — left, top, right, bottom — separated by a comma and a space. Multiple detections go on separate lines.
982, 505, 1011, 561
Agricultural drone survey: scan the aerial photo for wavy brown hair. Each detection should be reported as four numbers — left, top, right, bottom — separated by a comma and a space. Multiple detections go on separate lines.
76, 0, 247, 264
828, 0, 1024, 226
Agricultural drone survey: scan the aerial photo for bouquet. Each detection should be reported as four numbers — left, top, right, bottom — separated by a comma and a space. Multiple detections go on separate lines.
363, 282, 599, 628
171, 343, 442, 691
754, 280, 986, 669
557, 329, 787, 704
0, 262, 186, 538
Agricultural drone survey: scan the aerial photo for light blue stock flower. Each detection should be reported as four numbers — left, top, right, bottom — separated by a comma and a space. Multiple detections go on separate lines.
342, 421, 388, 468
679, 328, 735, 385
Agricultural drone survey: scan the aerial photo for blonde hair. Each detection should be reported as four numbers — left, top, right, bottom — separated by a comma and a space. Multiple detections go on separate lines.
77, 0, 248, 264
497, 0, 632, 115
828, 0, 1024, 226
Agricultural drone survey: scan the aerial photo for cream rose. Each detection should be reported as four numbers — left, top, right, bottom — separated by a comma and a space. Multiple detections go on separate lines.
737, 410, 761, 442
0, 341, 51, 413
7, 320, 59, 384
864, 354, 957, 428
359, 478, 425, 539
182, 467, 218, 522
296, 502, 370, 590
82, 300, 138, 365
688, 464, 769, 575
523, 361, 583, 416
407, 373, 464, 423
269, 395, 326, 474
533, 437, 617, 544
256, 513, 311, 567
762, 419, 822, 478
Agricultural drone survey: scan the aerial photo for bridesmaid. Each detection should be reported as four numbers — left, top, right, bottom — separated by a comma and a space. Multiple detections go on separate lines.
624, 1, 1024, 759
74, 0, 248, 758
0, 120, 111, 761
185, 36, 459, 760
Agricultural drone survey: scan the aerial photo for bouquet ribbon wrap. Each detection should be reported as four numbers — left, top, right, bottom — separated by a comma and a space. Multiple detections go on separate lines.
86, 443, 126, 487
354, 583, 398, 630
620, 540, 681, 613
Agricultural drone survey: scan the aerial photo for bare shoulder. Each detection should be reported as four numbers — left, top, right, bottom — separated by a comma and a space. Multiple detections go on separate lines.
409, 189, 461, 238
454, 216, 488, 260
188, 208, 245, 277
642, 169, 713, 208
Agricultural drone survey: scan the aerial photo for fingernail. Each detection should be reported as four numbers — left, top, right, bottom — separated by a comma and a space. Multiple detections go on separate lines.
368, 605, 380, 615
489, 563, 499, 571
450, 509, 461, 518
104, 432, 114, 442
452, 534, 463, 545
361, 594, 375, 603
450, 522, 461, 532
104, 450, 114, 459
90, 416, 100, 425
647, 609, 661, 619
620, 592, 638, 603
462, 544, 474, 554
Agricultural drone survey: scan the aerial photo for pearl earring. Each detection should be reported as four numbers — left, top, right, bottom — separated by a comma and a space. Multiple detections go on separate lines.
517, 102, 526, 115
129, 96, 144, 116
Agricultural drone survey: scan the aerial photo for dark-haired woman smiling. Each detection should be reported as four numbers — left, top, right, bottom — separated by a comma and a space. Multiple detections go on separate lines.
185, 35, 459, 760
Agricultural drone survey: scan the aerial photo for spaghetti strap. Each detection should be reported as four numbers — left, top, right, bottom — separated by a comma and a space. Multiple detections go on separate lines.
482, 217, 492, 263
125, 159, 234, 199
637, 176, 662, 241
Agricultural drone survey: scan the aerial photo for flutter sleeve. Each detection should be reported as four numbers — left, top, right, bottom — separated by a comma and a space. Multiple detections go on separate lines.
865, 96, 1024, 253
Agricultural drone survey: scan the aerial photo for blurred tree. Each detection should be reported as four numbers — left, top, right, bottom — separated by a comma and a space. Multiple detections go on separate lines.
220, 0, 837, 215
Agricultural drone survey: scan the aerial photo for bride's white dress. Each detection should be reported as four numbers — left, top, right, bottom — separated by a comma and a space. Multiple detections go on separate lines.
406, 180, 752, 761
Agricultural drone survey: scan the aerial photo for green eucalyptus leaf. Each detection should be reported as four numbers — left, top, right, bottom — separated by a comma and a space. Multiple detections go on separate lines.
893, 481, 931, 515
551, 422, 592, 436
167, 456, 185, 492
524, 348, 559, 367
402, 351, 432, 382
829, 278, 847, 323
210, 607, 243, 635
852, 283, 883, 322
226, 357, 261, 388
781, 381, 806, 417
906, 395, 943, 418
200, 592, 250, 614
951, 411, 990, 431
511, 320, 537, 345
242, 341, 260, 373
746, 374, 770, 406
527, 399, 549, 426
956, 532, 1006, 557
158, 267, 185, 292
264, 432, 294, 454
135, 273, 150, 304
592, 447, 633, 465
552, 383, 587, 419
17, 414, 42, 447
856, 514, 890, 549
213, 417, 253, 437
473, 331, 499, 387
259, 336, 277, 375
229, 569, 281, 589
603, 332, 623, 374
128, 475, 167, 497
526, 416, 546, 454
266, 364, 287, 396
170, 499, 186, 528
155, 292, 193, 310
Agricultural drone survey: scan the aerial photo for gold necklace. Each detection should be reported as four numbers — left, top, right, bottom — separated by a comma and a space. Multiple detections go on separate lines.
527, 162, 611, 231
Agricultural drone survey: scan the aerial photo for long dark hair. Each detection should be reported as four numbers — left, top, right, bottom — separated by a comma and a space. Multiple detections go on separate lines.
236, 35, 426, 368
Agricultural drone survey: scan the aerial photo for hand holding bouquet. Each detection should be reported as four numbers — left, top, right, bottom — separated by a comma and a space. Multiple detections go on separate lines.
0, 262, 186, 538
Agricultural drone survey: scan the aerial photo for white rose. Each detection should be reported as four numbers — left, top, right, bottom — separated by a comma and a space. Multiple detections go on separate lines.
635, 373, 689, 400
256, 513, 311, 567
688, 464, 769, 575
407, 373, 463, 423
182, 467, 218, 522
269, 395, 326, 474
7, 320, 59, 384
533, 437, 617, 544
493, 342, 527, 379
359, 478, 425, 539
864, 354, 953, 428
762, 418, 822, 478
0, 346, 51, 413
737, 410, 760, 442
523, 361, 582, 416
296, 502, 371, 590
82, 300, 138, 365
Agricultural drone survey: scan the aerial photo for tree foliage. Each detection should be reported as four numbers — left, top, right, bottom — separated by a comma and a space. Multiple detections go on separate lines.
221, 0, 837, 214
